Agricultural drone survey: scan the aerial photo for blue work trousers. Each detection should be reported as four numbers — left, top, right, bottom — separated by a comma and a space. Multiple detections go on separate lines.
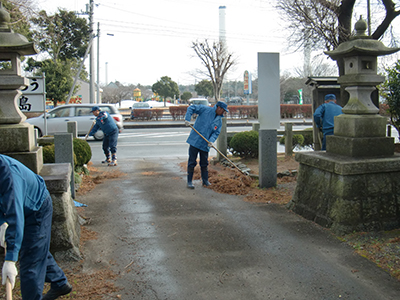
102, 128, 119, 156
322, 128, 334, 151
19, 195, 68, 300
188, 145, 209, 169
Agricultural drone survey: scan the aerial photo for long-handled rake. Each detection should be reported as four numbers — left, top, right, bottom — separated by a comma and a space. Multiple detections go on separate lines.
188, 124, 250, 176
84, 121, 96, 141
2, 223, 12, 300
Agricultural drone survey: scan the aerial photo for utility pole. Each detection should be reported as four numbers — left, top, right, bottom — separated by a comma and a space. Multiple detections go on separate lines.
89, 0, 95, 103
367, 0, 371, 36
97, 22, 100, 104
105, 62, 108, 85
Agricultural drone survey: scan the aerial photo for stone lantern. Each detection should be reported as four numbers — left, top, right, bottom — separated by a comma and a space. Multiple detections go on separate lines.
324, 17, 399, 157
287, 17, 400, 235
0, 3, 42, 173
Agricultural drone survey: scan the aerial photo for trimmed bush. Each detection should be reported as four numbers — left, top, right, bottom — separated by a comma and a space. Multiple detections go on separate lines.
42, 144, 55, 164
133, 109, 152, 120
279, 128, 314, 150
279, 134, 305, 150
41, 138, 90, 167
73, 138, 92, 166
169, 105, 188, 120
301, 128, 314, 148
229, 130, 259, 158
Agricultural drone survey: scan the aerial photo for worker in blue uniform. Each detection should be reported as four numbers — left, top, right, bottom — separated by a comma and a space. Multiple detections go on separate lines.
89, 106, 119, 166
313, 94, 343, 150
0, 154, 72, 300
185, 101, 229, 189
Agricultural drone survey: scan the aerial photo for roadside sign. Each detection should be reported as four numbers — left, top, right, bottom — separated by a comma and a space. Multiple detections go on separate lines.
244, 70, 252, 95
19, 77, 46, 112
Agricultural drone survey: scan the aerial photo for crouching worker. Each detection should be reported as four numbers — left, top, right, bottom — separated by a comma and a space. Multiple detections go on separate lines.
89, 106, 119, 166
184, 101, 228, 189
0, 154, 72, 300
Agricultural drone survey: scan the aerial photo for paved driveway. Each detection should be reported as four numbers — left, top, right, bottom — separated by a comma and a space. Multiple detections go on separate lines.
80, 157, 400, 299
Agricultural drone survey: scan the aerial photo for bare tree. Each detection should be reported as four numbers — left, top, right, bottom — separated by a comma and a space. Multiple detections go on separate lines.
101, 82, 134, 104
276, 0, 400, 75
294, 55, 338, 77
8, 0, 38, 18
192, 39, 236, 101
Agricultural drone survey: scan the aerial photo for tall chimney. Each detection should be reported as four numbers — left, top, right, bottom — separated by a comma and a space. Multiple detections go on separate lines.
219, 6, 226, 46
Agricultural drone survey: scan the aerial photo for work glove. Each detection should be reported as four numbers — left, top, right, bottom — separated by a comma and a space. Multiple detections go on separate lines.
208, 142, 213, 148
185, 120, 191, 127
0, 223, 8, 248
2, 261, 17, 289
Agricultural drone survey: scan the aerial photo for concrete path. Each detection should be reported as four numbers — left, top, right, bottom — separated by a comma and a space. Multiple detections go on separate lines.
79, 157, 400, 300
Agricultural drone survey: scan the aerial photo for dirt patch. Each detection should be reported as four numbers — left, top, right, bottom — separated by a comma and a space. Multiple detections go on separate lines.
77, 162, 126, 196
179, 154, 298, 204
141, 171, 160, 176
340, 230, 400, 281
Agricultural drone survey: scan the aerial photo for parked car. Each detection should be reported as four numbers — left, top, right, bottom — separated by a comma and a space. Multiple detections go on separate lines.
226, 97, 243, 105
26, 104, 124, 141
130, 102, 153, 120
188, 98, 210, 106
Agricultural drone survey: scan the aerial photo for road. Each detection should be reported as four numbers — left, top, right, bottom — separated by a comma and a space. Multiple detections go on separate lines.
78, 125, 400, 299
85, 125, 314, 161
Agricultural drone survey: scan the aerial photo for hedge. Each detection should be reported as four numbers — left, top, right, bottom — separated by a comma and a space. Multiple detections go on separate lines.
280, 104, 312, 118
169, 106, 188, 120
229, 130, 259, 158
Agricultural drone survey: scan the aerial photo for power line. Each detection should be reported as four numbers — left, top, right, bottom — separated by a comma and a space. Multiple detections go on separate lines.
96, 18, 284, 44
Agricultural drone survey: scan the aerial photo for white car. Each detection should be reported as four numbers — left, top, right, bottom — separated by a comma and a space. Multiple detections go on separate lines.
26, 104, 124, 141
188, 98, 210, 106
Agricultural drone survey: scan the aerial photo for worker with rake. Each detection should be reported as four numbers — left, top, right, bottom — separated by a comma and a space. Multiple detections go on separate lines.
0, 154, 72, 300
185, 101, 229, 189
89, 106, 119, 166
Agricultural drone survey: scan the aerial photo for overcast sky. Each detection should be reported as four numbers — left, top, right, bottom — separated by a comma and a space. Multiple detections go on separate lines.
36, 0, 400, 87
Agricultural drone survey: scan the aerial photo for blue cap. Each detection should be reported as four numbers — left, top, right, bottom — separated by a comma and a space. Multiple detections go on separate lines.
91, 106, 100, 112
324, 94, 336, 101
216, 101, 228, 112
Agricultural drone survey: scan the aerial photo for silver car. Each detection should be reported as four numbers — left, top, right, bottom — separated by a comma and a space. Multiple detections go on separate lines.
26, 104, 124, 140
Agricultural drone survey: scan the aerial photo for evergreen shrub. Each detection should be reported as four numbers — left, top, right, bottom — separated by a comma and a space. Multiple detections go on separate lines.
73, 138, 92, 166
42, 144, 55, 164
229, 130, 259, 158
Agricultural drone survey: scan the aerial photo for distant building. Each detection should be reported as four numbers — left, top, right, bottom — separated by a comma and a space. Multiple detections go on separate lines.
69, 79, 102, 104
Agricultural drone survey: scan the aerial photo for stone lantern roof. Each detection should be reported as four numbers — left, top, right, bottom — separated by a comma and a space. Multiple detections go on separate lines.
0, 2, 37, 55
324, 17, 399, 60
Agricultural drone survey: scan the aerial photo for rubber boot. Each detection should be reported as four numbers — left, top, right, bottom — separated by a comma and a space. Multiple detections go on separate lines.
187, 167, 195, 189
201, 167, 211, 187
102, 154, 111, 164
109, 153, 117, 166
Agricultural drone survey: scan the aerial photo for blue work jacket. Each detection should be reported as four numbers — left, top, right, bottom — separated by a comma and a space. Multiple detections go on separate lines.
185, 105, 223, 152
313, 101, 343, 133
89, 111, 118, 136
0, 155, 50, 261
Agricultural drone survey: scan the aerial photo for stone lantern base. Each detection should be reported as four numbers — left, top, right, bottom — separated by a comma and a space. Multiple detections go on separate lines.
287, 114, 400, 235
287, 152, 400, 235
0, 123, 43, 173
327, 114, 394, 157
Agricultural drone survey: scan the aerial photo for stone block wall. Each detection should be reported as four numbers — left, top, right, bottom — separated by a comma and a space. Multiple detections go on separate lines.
40, 163, 81, 261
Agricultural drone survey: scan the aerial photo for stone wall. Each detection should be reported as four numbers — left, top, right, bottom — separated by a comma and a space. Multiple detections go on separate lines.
40, 163, 81, 261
